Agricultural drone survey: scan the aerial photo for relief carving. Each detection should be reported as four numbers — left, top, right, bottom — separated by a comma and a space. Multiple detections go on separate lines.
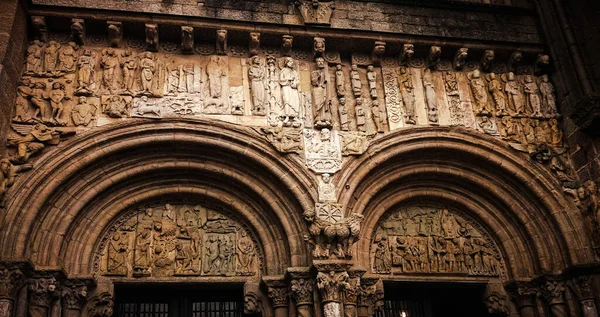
296, 0, 335, 25
70, 19, 85, 46
398, 67, 416, 125
367, 66, 377, 100
281, 35, 293, 57
249, 32, 260, 57
312, 57, 332, 129
248, 56, 267, 116
453, 48, 468, 70
304, 209, 363, 259
350, 65, 362, 97
279, 57, 302, 126
145, 24, 159, 52
443, 71, 464, 126
371, 206, 505, 278
304, 128, 342, 174
258, 123, 303, 154
339, 132, 368, 156
422, 69, 438, 124
480, 50, 495, 72
335, 64, 345, 97
318, 174, 337, 203
468, 70, 493, 116
181, 26, 194, 54
97, 204, 259, 277
400, 44, 414, 66
371, 41, 385, 66
382, 68, 402, 126
107, 21, 122, 48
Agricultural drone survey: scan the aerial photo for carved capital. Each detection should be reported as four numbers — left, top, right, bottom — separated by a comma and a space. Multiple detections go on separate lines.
291, 279, 314, 305
484, 293, 509, 317
316, 271, 348, 303
28, 277, 58, 308
505, 281, 537, 308
540, 277, 566, 305
569, 275, 595, 301
87, 292, 114, 317
61, 283, 88, 311
303, 209, 363, 259
265, 278, 289, 308
0, 265, 24, 300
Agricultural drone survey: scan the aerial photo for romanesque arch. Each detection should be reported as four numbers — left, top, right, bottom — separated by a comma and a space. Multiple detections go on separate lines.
0, 119, 316, 276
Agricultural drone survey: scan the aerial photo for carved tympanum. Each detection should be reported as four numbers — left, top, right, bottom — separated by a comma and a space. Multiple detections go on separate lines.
371, 206, 505, 278
96, 204, 259, 278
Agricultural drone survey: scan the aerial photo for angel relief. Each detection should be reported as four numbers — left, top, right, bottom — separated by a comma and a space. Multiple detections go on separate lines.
97, 204, 260, 278
371, 206, 505, 278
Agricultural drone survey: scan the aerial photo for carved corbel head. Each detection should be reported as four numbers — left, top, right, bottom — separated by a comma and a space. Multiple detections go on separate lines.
107, 21, 122, 48
31, 16, 48, 43
248, 32, 261, 57
313, 37, 325, 58
427, 46, 441, 69
70, 19, 85, 45
216, 29, 228, 55
400, 44, 414, 66
281, 35, 293, 57
484, 293, 509, 317
454, 47, 468, 70
481, 50, 495, 72
535, 54, 551, 75
243, 283, 263, 316
371, 41, 386, 66
181, 26, 194, 54
145, 23, 159, 52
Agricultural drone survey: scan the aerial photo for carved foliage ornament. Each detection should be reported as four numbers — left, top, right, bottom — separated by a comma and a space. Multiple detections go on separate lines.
95, 203, 260, 278
371, 206, 506, 279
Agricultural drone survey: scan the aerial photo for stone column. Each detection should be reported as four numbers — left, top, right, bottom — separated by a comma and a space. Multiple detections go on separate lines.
0, 264, 24, 317
265, 277, 289, 317
317, 271, 348, 317
28, 277, 59, 317
61, 282, 89, 317
289, 268, 314, 317
569, 275, 599, 317
540, 277, 568, 317
506, 281, 538, 317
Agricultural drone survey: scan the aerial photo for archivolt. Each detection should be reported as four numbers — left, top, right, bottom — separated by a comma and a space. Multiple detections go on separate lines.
0, 119, 315, 276
339, 126, 591, 279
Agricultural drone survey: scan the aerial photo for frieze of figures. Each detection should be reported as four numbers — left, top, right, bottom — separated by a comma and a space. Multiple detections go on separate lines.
5, 31, 572, 208
95, 204, 260, 278
371, 206, 506, 279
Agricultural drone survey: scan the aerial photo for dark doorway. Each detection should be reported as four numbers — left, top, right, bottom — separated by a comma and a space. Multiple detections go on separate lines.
376, 282, 489, 317
115, 284, 244, 317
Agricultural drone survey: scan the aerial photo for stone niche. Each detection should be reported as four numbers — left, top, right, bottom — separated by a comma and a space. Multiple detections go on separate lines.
95, 203, 260, 278
371, 206, 506, 280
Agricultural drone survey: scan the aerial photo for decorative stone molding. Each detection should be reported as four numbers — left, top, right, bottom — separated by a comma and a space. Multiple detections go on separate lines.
296, 1, 335, 25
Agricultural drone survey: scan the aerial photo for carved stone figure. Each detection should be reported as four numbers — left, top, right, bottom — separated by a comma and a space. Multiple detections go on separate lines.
505, 72, 525, 116
400, 44, 414, 66
524, 75, 543, 118
372, 207, 504, 276
312, 57, 331, 129
335, 64, 345, 97
443, 71, 464, 126
371, 41, 385, 66
107, 21, 122, 48
280, 57, 301, 125
49, 82, 65, 123
350, 65, 362, 97
509, 51, 522, 71
166, 61, 180, 96
540, 75, 558, 118
454, 48, 468, 70
100, 48, 119, 92
367, 65, 377, 99
304, 128, 342, 173
236, 230, 256, 275
132, 96, 161, 117
535, 54, 550, 75
487, 73, 509, 116
181, 26, 194, 54
44, 41, 60, 75
139, 52, 155, 95
57, 42, 78, 73
313, 37, 325, 58
107, 232, 129, 275
398, 67, 416, 124
104, 95, 129, 118
477, 116, 497, 135
31, 82, 48, 121
145, 23, 159, 52
12, 78, 33, 123
0, 158, 32, 207
340, 132, 368, 155
25, 40, 43, 75
206, 55, 226, 100
76, 49, 95, 95
423, 69, 438, 124
318, 173, 336, 202
338, 97, 350, 131
355, 98, 366, 133
71, 96, 97, 126
469, 70, 492, 116
248, 56, 266, 115
371, 100, 384, 133
120, 50, 137, 93
248, 32, 260, 57
260, 122, 303, 154
31, 16, 47, 42
216, 30, 227, 55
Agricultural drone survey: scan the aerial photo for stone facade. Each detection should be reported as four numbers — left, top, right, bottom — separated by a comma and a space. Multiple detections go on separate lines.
0, 1, 599, 317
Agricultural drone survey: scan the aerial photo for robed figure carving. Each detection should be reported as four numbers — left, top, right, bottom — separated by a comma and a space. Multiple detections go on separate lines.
312, 57, 332, 129
279, 57, 301, 127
